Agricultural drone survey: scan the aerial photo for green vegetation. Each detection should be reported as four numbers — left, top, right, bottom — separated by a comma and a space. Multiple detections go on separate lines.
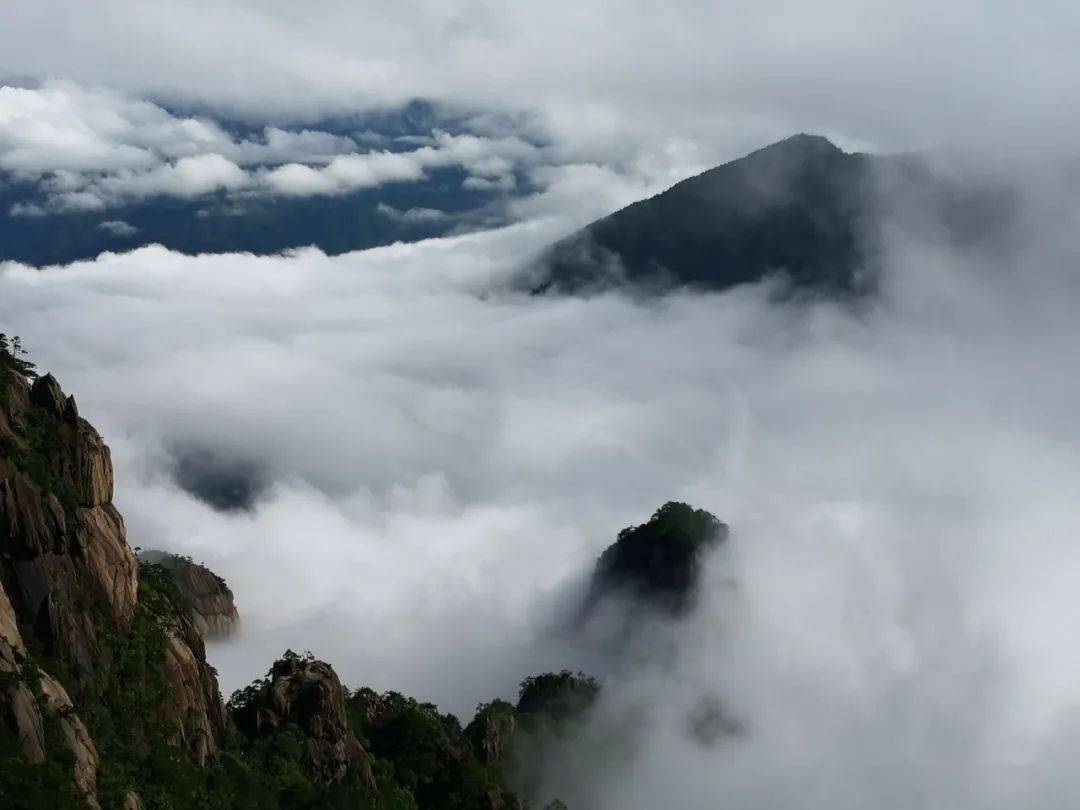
587, 501, 728, 612
0, 405, 81, 520
0, 667, 82, 809
516, 672, 600, 727
346, 687, 517, 809
0, 333, 36, 379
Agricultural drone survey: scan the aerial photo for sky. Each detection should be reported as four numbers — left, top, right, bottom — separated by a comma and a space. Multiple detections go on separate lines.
2, 3, 1080, 808
3, 1, 1080, 159
3, 1, 1080, 223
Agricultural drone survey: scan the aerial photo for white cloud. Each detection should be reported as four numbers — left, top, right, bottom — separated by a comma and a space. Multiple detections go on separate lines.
0, 80, 229, 176
98, 153, 249, 200
0, 81, 582, 211
1, 160, 1080, 807
2, 2, 1079, 163
97, 219, 139, 237
464, 174, 515, 191
376, 203, 450, 226
262, 150, 425, 196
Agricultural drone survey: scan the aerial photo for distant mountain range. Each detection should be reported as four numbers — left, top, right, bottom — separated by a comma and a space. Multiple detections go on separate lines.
531, 134, 1016, 295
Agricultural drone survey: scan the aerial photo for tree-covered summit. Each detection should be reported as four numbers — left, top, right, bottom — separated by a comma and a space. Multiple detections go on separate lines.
585, 501, 728, 615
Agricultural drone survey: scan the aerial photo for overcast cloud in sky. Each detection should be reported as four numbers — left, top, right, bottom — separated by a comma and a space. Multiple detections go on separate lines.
2, 3, 1080, 808
2, 1, 1079, 161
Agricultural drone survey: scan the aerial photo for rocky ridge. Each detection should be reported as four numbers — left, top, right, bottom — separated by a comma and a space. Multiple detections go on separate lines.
138, 550, 239, 638
1, 361, 226, 806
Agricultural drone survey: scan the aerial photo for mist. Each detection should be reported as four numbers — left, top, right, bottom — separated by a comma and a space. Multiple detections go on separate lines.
3, 156, 1080, 808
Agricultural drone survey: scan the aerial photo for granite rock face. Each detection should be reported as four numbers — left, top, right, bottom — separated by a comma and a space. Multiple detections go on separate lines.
1, 371, 140, 690
233, 653, 376, 788
155, 603, 228, 764
0, 576, 101, 807
1, 366, 224, 803
138, 550, 239, 638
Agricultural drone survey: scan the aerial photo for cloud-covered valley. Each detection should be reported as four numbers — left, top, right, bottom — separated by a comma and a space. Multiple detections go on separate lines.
3, 160, 1080, 807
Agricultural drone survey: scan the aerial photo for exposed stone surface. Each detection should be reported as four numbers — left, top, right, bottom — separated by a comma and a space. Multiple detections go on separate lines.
468, 700, 518, 766
5, 680, 46, 764
0, 367, 225, 803
0, 575, 27, 666
0, 372, 135, 679
0, 576, 100, 805
158, 614, 227, 764
234, 654, 376, 789
74, 420, 113, 507
76, 504, 138, 627
9, 530, 108, 683
139, 550, 239, 638
39, 671, 101, 800
30, 373, 68, 420
0, 473, 67, 556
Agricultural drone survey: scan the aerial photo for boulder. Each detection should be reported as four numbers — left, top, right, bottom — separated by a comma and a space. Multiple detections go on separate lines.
29, 374, 68, 420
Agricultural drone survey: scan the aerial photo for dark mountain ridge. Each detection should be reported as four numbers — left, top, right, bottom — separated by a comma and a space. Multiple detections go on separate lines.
533, 133, 1016, 295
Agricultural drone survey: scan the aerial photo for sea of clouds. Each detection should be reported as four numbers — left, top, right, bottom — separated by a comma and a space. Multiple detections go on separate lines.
3, 152, 1080, 807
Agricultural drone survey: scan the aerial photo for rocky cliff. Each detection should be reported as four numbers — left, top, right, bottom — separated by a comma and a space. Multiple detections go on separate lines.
0, 363, 227, 806
232, 651, 376, 788
138, 550, 239, 638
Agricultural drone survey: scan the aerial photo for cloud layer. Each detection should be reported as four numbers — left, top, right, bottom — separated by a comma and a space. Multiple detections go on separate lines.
3, 1, 1079, 162
0, 81, 567, 214
2, 157, 1080, 806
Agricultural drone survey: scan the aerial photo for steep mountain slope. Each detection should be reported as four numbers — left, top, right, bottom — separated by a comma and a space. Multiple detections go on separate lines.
137, 551, 240, 638
534, 134, 1014, 294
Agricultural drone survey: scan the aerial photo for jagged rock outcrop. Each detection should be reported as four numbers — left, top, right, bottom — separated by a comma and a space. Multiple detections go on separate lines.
0, 578, 100, 806
75, 503, 138, 628
469, 699, 518, 767
138, 550, 239, 638
1, 363, 226, 803
0, 370, 139, 690
73, 419, 113, 508
37, 672, 100, 801
157, 609, 227, 764
233, 653, 376, 789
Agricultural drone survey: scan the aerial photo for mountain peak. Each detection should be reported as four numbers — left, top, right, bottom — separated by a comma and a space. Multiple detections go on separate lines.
535, 133, 869, 294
